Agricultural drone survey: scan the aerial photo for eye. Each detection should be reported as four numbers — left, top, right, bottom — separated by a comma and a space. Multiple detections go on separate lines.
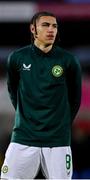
42, 23, 49, 27
53, 24, 58, 28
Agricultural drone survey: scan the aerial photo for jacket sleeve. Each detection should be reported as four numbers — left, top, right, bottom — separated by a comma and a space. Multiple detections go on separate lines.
66, 55, 82, 122
7, 52, 20, 110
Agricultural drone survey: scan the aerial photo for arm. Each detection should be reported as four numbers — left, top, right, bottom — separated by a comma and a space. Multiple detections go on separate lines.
66, 56, 82, 122
7, 52, 20, 110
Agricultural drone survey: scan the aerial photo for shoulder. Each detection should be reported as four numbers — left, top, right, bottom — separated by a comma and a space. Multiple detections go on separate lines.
55, 46, 80, 66
7, 45, 32, 67
55, 46, 75, 58
9, 44, 31, 59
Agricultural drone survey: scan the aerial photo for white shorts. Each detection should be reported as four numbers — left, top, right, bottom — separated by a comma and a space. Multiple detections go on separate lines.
1, 142, 73, 179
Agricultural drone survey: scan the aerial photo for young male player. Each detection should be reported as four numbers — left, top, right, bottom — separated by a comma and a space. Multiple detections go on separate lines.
1, 11, 82, 179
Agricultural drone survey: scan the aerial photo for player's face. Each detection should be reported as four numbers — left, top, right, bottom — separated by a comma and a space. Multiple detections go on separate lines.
31, 16, 58, 46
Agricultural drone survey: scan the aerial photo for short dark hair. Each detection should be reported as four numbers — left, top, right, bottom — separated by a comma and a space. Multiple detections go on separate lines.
30, 11, 60, 44
30, 11, 56, 25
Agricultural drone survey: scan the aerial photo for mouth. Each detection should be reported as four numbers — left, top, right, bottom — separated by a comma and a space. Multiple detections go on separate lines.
46, 35, 54, 40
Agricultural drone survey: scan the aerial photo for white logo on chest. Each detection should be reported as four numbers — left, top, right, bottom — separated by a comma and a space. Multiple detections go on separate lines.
23, 63, 31, 71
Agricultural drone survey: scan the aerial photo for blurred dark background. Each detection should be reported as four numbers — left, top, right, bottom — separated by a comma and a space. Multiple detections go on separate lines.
0, 0, 90, 179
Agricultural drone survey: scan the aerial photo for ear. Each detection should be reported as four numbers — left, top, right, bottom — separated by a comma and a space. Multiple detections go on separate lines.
30, 24, 35, 34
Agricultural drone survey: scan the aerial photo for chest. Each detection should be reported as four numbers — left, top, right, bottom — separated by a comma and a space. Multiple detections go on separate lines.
20, 55, 66, 85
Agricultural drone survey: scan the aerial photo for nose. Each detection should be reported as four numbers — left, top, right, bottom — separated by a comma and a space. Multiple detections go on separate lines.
48, 25, 54, 32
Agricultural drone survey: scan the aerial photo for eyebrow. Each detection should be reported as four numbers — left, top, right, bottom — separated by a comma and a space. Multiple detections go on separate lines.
41, 22, 58, 26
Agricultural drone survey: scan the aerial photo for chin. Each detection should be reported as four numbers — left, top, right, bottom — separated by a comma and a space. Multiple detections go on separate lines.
46, 41, 54, 46
45, 43, 52, 47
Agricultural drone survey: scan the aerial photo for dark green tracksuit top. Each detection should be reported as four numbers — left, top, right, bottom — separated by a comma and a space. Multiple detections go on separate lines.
7, 44, 81, 147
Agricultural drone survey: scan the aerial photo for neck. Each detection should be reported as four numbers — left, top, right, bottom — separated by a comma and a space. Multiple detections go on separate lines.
34, 41, 53, 53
